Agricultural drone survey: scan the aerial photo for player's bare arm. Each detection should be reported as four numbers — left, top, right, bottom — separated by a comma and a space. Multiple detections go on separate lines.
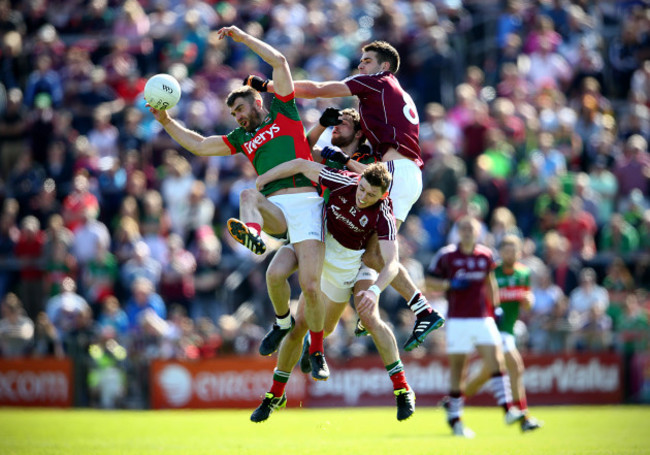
256, 159, 324, 191
218, 26, 293, 97
267, 80, 352, 99
356, 239, 399, 315
148, 105, 231, 157
486, 270, 500, 307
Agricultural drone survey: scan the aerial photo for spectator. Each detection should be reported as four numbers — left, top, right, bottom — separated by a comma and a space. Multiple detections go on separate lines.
62, 173, 99, 233
614, 135, 650, 208
568, 268, 609, 326
598, 213, 640, 257
0, 88, 29, 179
14, 216, 46, 320
589, 156, 618, 226
31, 311, 64, 358
24, 54, 63, 108
556, 196, 597, 260
418, 189, 449, 253
159, 234, 196, 314
535, 177, 571, 234
45, 277, 91, 342
191, 230, 226, 324
96, 295, 129, 340
120, 241, 162, 293
0, 293, 34, 357
124, 276, 166, 332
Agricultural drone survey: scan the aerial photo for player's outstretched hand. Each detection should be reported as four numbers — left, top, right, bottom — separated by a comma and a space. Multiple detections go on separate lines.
321, 146, 350, 165
216, 25, 246, 43
449, 277, 470, 290
244, 75, 269, 92
146, 103, 170, 125
319, 107, 342, 127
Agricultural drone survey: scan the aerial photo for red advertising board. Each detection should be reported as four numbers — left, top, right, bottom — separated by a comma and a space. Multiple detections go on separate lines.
309, 353, 623, 407
150, 357, 308, 409
0, 357, 73, 407
150, 353, 623, 409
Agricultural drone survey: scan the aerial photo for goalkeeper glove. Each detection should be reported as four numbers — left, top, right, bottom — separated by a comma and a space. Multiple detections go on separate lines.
321, 146, 350, 165
319, 107, 342, 127
449, 277, 470, 290
243, 75, 269, 92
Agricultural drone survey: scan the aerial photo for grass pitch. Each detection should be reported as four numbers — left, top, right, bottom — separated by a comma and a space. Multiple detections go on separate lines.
0, 405, 648, 455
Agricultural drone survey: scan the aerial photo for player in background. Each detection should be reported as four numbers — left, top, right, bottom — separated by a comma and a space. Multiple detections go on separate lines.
246, 41, 444, 351
251, 160, 415, 423
463, 235, 542, 432
147, 25, 328, 380
428, 216, 524, 438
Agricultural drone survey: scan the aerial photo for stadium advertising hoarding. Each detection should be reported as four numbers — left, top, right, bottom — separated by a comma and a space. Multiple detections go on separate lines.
150, 357, 308, 409
150, 353, 622, 409
0, 358, 73, 407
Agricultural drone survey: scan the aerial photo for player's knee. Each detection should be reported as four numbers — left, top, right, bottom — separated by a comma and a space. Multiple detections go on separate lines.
266, 265, 290, 286
298, 277, 320, 298
239, 188, 262, 206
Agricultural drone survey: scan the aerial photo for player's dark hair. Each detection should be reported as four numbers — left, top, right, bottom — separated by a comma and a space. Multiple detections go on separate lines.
340, 108, 362, 133
362, 162, 392, 193
226, 86, 261, 107
362, 41, 400, 73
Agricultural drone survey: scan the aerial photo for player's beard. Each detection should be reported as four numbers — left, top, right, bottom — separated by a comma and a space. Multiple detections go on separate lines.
331, 133, 355, 148
244, 109, 264, 133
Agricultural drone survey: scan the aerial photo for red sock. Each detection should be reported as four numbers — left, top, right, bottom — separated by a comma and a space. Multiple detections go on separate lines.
518, 397, 528, 412
246, 222, 261, 235
309, 330, 324, 354
269, 379, 287, 397
389, 371, 409, 391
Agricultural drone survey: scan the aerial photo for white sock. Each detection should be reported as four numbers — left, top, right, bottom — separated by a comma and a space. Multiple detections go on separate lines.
276, 313, 292, 329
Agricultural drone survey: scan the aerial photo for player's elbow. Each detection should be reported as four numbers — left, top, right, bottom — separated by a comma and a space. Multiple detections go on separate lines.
269, 53, 288, 70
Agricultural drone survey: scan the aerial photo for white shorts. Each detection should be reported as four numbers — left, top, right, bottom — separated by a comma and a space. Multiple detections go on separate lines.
445, 317, 501, 354
320, 233, 364, 303
354, 263, 378, 284
386, 159, 422, 222
500, 332, 517, 353
268, 193, 324, 244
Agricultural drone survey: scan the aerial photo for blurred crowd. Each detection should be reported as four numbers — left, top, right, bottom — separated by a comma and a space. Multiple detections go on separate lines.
0, 0, 649, 407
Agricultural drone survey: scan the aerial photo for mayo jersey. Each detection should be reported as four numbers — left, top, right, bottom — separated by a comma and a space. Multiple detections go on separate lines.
494, 262, 531, 335
224, 92, 314, 196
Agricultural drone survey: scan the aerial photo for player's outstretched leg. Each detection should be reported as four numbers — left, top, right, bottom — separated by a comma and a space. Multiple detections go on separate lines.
250, 392, 287, 423
394, 388, 416, 421
259, 316, 295, 356
227, 218, 266, 255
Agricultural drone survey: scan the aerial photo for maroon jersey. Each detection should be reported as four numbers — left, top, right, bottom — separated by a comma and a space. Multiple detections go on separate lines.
428, 243, 496, 318
319, 167, 396, 250
344, 72, 423, 168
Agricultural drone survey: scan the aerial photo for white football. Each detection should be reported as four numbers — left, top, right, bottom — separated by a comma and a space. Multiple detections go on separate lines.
144, 73, 181, 110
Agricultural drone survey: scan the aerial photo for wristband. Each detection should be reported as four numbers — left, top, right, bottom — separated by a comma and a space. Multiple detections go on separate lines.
368, 285, 381, 297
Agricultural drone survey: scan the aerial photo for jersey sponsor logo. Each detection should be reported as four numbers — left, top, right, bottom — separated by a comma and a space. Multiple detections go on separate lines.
243, 123, 281, 155
330, 205, 363, 233
454, 269, 487, 281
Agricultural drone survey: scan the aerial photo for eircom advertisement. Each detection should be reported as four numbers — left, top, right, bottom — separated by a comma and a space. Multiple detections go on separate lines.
150, 353, 622, 409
